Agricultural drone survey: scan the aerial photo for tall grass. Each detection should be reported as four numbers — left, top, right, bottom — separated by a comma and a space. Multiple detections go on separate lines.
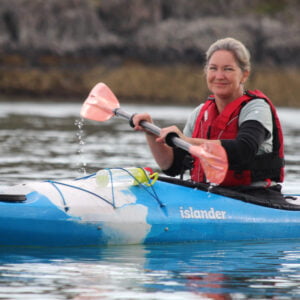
88, 62, 300, 107
248, 67, 300, 107
0, 62, 299, 107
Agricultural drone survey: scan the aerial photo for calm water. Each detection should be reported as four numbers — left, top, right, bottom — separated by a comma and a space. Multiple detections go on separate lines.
1, 100, 300, 299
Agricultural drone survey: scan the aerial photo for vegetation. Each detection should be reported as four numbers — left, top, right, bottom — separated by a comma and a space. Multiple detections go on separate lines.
1, 61, 299, 107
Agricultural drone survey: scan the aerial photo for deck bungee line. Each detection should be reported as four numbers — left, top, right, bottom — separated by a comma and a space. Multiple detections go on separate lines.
46, 178, 116, 211
43, 169, 162, 211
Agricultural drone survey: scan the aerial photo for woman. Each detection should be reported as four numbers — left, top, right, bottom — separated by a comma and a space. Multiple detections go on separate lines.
132, 37, 284, 189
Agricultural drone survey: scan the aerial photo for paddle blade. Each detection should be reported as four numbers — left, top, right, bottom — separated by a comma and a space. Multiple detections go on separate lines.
189, 142, 228, 185
80, 82, 120, 121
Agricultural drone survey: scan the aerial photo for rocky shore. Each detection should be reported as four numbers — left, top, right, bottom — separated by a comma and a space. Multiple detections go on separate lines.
0, 0, 299, 106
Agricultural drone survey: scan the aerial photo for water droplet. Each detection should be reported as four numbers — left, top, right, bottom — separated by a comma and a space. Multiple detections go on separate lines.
75, 117, 87, 175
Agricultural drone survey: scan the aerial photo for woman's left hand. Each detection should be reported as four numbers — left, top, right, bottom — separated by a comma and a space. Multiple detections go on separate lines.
156, 126, 184, 144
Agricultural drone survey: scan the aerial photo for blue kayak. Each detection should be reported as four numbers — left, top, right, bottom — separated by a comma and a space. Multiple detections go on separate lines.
1, 168, 300, 247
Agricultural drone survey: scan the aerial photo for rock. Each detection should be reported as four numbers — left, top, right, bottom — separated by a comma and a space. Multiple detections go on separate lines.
0, 0, 299, 66
0, 0, 122, 55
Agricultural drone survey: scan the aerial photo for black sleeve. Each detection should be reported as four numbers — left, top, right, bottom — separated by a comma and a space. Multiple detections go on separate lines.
162, 148, 191, 177
221, 120, 270, 168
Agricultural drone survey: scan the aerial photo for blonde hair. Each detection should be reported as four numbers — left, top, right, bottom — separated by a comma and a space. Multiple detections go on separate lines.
205, 37, 251, 72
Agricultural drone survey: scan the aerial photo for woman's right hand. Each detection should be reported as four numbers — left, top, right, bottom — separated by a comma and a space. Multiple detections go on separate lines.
132, 113, 153, 132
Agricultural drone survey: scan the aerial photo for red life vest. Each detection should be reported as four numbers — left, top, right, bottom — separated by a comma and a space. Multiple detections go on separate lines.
191, 90, 285, 186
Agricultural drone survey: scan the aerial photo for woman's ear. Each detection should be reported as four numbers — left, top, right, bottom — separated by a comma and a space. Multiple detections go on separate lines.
241, 70, 250, 84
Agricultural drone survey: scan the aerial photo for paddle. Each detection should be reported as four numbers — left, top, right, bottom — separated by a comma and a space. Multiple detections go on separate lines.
80, 82, 228, 185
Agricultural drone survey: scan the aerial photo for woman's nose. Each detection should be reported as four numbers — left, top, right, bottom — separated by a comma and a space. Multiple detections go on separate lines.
215, 69, 225, 78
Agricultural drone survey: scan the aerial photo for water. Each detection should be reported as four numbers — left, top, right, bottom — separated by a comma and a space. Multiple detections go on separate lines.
0, 102, 192, 186
0, 100, 300, 299
1, 241, 300, 299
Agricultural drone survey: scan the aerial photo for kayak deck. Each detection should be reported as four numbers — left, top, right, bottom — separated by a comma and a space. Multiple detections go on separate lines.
0, 173, 300, 246
158, 176, 300, 211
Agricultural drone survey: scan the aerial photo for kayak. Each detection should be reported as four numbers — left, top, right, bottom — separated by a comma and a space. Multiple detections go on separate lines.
1, 168, 300, 247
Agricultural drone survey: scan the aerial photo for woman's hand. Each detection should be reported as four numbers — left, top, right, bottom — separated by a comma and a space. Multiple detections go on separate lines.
132, 113, 153, 132
156, 126, 183, 144
132, 114, 184, 145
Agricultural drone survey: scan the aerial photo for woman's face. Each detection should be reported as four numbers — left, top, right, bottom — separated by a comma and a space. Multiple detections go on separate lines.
206, 50, 249, 102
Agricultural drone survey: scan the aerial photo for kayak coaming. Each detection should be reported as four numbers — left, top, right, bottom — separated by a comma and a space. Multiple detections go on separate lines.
0, 175, 300, 247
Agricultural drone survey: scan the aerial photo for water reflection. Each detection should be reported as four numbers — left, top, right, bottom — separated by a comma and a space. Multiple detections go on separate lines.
1, 241, 300, 299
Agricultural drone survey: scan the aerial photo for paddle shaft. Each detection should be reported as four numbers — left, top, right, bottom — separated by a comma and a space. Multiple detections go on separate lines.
114, 108, 191, 152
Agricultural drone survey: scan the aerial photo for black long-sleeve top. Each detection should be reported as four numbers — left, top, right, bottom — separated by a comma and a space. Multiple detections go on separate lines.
163, 120, 270, 176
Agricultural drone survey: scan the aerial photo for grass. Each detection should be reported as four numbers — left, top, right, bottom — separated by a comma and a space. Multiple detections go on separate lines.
0, 61, 299, 107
